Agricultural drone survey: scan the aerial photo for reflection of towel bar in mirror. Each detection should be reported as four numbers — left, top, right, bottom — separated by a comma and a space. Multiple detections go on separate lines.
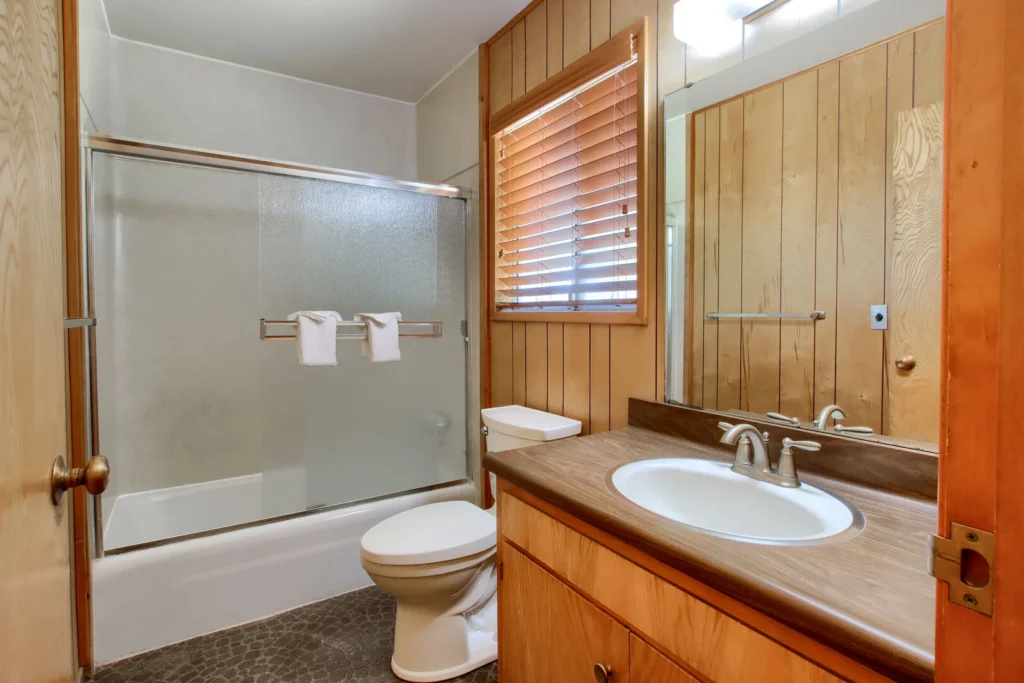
705, 311, 826, 320
260, 319, 442, 340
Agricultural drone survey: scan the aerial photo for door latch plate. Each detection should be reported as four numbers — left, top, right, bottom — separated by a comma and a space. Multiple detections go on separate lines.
929, 523, 994, 617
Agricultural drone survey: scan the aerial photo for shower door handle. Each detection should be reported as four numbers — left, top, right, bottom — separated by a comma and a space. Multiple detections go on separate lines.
51, 455, 110, 506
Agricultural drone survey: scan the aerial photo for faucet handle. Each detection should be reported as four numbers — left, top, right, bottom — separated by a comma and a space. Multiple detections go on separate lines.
767, 412, 800, 425
717, 421, 734, 431
834, 424, 874, 435
781, 437, 822, 453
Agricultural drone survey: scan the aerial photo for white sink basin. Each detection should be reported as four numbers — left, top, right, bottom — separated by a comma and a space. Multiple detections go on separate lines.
610, 458, 860, 544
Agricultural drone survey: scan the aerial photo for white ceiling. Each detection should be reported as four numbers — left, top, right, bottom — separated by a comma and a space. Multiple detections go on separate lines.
102, 0, 530, 102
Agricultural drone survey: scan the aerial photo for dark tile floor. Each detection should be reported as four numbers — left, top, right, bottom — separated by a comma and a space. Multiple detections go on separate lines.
93, 587, 498, 683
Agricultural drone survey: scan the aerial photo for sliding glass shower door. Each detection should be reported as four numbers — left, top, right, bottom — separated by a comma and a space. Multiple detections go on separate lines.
91, 153, 468, 552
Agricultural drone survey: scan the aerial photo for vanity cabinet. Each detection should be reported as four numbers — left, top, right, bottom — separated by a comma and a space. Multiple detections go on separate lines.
497, 482, 892, 683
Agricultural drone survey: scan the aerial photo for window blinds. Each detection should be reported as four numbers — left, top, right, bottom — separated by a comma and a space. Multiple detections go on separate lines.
494, 58, 640, 311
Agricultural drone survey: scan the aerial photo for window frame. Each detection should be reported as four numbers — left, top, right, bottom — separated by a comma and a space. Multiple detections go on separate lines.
486, 18, 650, 325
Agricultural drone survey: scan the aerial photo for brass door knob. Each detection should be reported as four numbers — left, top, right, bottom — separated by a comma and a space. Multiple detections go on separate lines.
895, 355, 917, 371
51, 455, 110, 506
593, 663, 613, 682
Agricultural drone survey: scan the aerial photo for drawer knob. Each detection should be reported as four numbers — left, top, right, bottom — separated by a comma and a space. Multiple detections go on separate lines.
593, 663, 612, 682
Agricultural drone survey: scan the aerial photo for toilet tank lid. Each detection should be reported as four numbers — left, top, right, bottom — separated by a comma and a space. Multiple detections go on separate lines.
481, 405, 582, 442
360, 501, 496, 565
477, 405, 577, 444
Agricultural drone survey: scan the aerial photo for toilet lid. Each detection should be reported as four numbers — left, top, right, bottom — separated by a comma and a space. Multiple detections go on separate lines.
360, 501, 496, 566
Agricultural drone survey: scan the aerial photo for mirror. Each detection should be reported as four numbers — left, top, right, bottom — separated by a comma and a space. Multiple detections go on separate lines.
664, 0, 945, 453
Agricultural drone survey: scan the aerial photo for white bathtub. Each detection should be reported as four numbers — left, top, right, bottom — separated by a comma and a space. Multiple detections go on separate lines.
93, 479, 476, 664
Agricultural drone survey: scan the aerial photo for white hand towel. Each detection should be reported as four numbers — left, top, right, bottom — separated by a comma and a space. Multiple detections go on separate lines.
355, 312, 402, 362
287, 311, 342, 366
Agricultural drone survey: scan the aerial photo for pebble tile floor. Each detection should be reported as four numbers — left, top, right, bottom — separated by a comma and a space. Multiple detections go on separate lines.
93, 587, 498, 683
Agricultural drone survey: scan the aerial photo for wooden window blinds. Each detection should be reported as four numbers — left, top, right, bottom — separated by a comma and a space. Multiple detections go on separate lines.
490, 22, 647, 321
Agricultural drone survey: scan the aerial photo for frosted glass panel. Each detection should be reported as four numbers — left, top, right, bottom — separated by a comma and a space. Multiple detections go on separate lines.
257, 177, 467, 515
92, 155, 467, 550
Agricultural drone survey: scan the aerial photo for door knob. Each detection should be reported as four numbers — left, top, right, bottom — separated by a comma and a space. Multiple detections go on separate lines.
51, 455, 110, 506
593, 663, 613, 682
895, 355, 917, 371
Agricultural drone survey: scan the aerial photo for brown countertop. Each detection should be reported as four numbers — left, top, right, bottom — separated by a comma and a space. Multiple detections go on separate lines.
484, 426, 936, 682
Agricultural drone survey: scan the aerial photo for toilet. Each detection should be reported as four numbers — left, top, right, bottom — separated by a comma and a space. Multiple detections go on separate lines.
360, 405, 582, 682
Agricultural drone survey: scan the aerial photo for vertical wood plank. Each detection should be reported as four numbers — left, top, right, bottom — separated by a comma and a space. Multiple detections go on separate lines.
512, 20, 527, 100
814, 62, 840, 418
690, 113, 706, 406
490, 31, 514, 110
610, 325, 656, 430
525, 3, 548, 92
913, 21, 945, 108
563, 323, 591, 433
547, 323, 564, 414
525, 322, 548, 410
779, 71, 818, 422
513, 321, 527, 405
837, 45, 887, 431
741, 85, 784, 414
563, 0, 591, 66
887, 104, 943, 442
492, 321, 515, 406
883, 34, 915, 433
591, 0, 611, 49
702, 107, 721, 411
717, 98, 744, 411
547, 0, 564, 77
611, 0, 657, 34
590, 324, 611, 433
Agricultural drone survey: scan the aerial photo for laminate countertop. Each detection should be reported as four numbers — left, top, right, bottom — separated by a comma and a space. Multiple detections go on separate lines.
484, 426, 937, 682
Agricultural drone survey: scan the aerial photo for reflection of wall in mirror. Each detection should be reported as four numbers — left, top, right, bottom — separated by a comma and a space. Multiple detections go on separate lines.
685, 20, 945, 442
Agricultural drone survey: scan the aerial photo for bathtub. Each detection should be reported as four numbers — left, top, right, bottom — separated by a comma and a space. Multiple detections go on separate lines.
93, 479, 476, 664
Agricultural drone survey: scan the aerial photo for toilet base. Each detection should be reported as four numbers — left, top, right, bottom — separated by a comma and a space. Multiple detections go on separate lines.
390, 598, 497, 682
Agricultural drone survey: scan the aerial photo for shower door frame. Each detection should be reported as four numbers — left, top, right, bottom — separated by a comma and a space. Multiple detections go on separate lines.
78, 133, 476, 557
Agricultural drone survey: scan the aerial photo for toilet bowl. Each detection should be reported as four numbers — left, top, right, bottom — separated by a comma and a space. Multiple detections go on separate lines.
360, 405, 582, 682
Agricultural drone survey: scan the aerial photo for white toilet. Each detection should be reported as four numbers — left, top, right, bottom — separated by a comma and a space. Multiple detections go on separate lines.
360, 405, 582, 682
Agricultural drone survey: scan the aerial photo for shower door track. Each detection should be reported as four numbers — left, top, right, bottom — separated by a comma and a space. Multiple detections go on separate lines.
84, 133, 465, 198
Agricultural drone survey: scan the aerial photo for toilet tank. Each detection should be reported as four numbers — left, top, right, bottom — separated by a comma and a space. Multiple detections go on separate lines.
481, 405, 582, 452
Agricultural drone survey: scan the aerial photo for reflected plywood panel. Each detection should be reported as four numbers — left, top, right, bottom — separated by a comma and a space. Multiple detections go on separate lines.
887, 103, 943, 443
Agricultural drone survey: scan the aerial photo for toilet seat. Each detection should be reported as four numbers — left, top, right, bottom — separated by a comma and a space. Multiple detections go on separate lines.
360, 501, 496, 566
361, 546, 496, 579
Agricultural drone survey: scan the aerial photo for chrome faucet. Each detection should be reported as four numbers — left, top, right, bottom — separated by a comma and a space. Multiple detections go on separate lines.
814, 404, 874, 435
717, 422, 819, 488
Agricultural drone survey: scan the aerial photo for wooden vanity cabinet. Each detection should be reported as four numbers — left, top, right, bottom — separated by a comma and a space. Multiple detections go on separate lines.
497, 482, 893, 683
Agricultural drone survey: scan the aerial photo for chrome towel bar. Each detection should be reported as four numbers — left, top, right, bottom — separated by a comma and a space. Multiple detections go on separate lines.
260, 319, 442, 340
705, 311, 826, 320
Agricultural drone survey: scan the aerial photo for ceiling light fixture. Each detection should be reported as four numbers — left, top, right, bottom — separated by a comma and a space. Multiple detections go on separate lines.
673, 0, 775, 55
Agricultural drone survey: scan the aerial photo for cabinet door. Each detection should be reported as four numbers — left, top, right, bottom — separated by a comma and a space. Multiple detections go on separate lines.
630, 636, 702, 683
500, 544, 629, 683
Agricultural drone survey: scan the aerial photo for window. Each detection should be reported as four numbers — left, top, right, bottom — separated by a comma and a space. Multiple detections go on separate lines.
488, 20, 649, 324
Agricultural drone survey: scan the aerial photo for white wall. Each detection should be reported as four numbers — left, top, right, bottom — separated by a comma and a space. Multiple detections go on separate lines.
416, 50, 480, 184
79, 1, 417, 179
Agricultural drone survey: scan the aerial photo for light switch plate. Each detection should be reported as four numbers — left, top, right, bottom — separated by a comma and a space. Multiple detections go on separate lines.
871, 304, 888, 330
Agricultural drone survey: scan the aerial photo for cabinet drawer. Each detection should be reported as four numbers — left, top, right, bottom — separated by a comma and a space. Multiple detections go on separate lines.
500, 544, 629, 683
499, 490, 845, 683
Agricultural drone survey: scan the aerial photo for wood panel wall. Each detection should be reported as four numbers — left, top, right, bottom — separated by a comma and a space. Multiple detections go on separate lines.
485, 0, 676, 434
687, 21, 945, 437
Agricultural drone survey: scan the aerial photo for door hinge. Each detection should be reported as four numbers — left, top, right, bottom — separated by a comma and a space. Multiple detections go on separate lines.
928, 523, 994, 617
497, 560, 504, 581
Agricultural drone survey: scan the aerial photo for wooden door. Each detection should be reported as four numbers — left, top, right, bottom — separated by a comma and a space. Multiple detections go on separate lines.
629, 636, 701, 683
886, 102, 943, 443
499, 544, 629, 683
0, 0, 76, 681
936, 1, 1024, 680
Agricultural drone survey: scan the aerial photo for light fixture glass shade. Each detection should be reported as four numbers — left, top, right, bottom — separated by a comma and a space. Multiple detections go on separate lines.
673, 0, 745, 55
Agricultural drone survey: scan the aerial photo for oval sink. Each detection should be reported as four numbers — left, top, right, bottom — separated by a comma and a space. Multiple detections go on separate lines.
610, 458, 861, 545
